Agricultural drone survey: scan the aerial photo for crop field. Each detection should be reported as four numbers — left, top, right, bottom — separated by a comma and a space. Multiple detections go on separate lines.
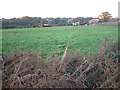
2, 25, 118, 57
2, 25, 119, 88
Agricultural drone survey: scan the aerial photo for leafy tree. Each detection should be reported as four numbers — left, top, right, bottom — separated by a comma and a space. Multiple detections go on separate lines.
98, 11, 112, 22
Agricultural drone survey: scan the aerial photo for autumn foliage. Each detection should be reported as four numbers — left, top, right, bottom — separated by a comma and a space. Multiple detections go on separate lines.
98, 11, 112, 22
2, 40, 119, 88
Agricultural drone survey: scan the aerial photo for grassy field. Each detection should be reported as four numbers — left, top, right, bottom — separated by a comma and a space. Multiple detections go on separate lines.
2, 25, 118, 57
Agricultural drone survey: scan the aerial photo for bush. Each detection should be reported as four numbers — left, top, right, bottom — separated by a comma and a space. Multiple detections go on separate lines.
2, 40, 119, 88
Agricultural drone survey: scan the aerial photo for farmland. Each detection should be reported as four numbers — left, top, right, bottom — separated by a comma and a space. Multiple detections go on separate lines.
2, 25, 119, 88
2, 25, 118, 57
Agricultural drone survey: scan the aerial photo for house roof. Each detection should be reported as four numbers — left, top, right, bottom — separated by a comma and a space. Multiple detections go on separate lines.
89, 19, 99, 23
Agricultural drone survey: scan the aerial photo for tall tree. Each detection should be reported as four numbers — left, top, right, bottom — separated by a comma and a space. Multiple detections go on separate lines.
98, 11, 112, 22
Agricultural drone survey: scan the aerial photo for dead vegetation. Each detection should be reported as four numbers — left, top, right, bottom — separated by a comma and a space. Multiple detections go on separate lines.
1, 40, 120, 88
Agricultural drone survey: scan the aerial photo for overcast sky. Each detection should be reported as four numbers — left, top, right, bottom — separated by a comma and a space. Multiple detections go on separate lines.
0, 0, 119, 19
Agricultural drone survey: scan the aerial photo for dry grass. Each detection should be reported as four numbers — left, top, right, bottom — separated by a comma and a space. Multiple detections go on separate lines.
1, 40, 120, 88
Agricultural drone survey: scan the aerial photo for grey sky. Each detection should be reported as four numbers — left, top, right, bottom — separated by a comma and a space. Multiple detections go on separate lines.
0, 0, 119, 19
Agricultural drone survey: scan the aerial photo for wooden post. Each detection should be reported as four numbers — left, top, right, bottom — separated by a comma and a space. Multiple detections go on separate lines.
61, 46, 69, 61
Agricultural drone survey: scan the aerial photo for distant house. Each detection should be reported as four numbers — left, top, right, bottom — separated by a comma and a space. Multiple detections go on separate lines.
108, 18, 119, 22
89, 19, 99, 24
72, 21, 83, 26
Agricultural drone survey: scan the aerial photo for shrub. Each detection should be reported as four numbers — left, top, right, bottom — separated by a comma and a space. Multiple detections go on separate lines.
2, 40, 119, 88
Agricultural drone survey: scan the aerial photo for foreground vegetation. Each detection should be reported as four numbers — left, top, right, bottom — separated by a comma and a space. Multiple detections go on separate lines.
2, 25, 119, 88
2, 25, 118, 58
2, 40, 119, 88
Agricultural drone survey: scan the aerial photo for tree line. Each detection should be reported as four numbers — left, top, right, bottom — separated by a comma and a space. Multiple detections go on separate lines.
1, 11, 113, 29
1, 16, 94, 29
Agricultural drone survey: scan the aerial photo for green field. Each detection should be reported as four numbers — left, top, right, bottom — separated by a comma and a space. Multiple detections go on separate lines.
2, 25, 118, 57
